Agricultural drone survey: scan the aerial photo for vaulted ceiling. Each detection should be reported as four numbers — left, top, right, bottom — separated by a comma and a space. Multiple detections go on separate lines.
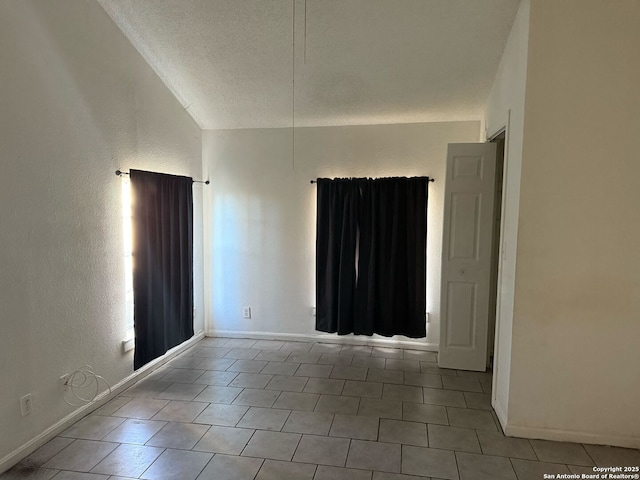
99, 0, 520, 129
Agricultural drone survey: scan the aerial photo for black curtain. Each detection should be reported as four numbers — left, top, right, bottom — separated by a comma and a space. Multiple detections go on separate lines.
316, 177, 428, 338
131, 169, 194, 370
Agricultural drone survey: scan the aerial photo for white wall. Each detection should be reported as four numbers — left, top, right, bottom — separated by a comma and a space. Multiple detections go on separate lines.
483, 0, 530, 430
0, 0, 203, 464
508, 0, 640, 447
203, 122, 480, 347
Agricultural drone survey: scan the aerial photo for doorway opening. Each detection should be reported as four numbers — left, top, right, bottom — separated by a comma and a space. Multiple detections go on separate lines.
486, 131, 506, 368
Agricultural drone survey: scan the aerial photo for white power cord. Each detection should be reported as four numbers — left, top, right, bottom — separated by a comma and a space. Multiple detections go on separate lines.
62, 365, 112, 407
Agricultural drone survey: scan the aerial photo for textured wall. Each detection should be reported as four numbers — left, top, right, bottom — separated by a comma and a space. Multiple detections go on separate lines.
509, 0, 640, 447
483, 0, 530, 430
203, 122, 480, 347
0, 0, 203, 463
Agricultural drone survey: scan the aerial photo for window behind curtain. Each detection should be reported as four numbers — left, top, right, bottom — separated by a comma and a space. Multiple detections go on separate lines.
315, 176, 429, 338
130, 169, 194, 370
121, 177, 134, 340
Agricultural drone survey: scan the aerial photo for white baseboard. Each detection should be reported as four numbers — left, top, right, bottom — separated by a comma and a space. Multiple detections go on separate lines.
206, 329, 438, 351
0, 332, 204, 474
492, 394, 639, 449
492, 397, 508, 433
503, 422, 640, 450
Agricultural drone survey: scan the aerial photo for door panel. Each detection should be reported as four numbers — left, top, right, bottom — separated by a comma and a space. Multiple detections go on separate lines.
439, 143, 497, 371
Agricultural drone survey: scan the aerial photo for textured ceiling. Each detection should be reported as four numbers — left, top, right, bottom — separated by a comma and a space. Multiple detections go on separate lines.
99, 0, 521, 129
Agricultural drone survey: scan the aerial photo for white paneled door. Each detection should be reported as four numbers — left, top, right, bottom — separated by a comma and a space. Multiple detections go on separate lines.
439, 143, 497, 371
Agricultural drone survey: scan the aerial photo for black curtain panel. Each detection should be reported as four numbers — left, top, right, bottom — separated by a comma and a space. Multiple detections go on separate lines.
315, 178, 361, 334
358, 177, 428, 337
130, 169, 194, 370
316, 177, 429, 338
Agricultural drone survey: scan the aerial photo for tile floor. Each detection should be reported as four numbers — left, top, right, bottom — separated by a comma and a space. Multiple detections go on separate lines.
3, 337, 639, 480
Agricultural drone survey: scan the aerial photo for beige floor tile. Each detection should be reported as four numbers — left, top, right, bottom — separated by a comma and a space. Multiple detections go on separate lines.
403, 372, 442, 389
447, 407, 497, 431
102, 419, 166, 444
315, 394, 360, 415
155, 382, 206, 401
378, 419, 427, 447
193, 385, 242, 403
19, 438, 75, 468
315, 465, 372, 480
197, 454, 263, 480
226, 360, 267, 373
145, 422, 209, 449
255, 460, 316, 480
382, 384, 423, 403
265, 375, 308, 392
329, 414, 379, 440
583, 444, 640, 467
139, 448, 211, 480
236, 406, 291, 430
342, 380, 383, 399
303, 378, 345, 395
59, 416, 124, 441
428, 424, 480, 453
456, 451, 516, 480
261, 361, 300, 376
194, 403, 248, 426
385, 360, 420, 372
530, 439, 594, 466
422, 387, 466, 408
441, 376, 482, 393
282, 411, 334, 435
43, 440, 118, 472
401, 445, 458, 479
228, 373, 273, 389
476, 430, 536, 460
366, 369, 403, 385
346, 440, 401, 473
273, 392, 319, 411
330, 366, 368, 381
295, 364, 333, 378
112, 398, 170, 420
224, 348, 261, 360
90, 444, 163, 477
232, 388, 280, 408
357, 398, 403, 420
292, 434, 350, 466
510, 459, 571, 480
193, 425, 254, 454
402, 402, 448, 425
241, 430, 301, 461
151, 401, 208, 423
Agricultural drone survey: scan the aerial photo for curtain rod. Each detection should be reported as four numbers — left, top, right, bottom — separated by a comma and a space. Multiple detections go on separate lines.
115, 170, 209, 185
310, 177, 435, 184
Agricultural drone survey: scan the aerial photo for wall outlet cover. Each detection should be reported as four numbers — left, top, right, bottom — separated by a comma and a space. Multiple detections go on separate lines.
20, 394, 32, 417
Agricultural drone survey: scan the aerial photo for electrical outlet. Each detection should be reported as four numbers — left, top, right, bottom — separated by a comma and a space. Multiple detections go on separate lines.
311, 307, 316, 317
59, 374, 70, 390
20, 394, 32, 416
242, 306, 252, 319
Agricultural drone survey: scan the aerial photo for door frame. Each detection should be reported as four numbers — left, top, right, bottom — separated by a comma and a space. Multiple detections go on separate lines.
486, 115, 511, 409
486, 130, 506, 367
